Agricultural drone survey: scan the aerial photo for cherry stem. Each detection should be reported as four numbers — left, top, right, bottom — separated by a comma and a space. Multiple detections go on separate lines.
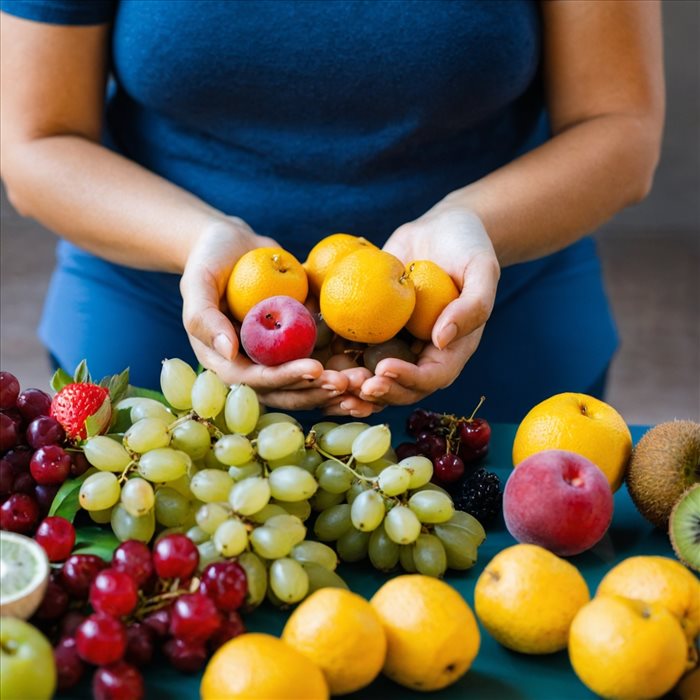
467, 396, 486, 422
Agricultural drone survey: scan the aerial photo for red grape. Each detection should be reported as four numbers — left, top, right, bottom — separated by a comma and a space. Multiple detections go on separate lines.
152, 534, 198, 580
70, 451, 90, 478
199, 561, 247, 612
124, 623, 154, 667
90, 569, 139, 617
0, 371, 20, 410
75, 613, 127, 666
35, 516, 76, 561
11, 471, 36, 495
60, 611, 87, 639
16, 388, 52, 423
92, 661, 144, 700
30, 445, 71, 485
142, 607, 171, 639
3, 446, 32, 473
208, 610, 246, 651
0, 412, 19, 451
54, 636, 85, 691
0, 459, 14, 498
0, 492, 40, 533
26, 416, 66, 449
61, 554, 107, 598
112, 541, 154, 587
34, 483, 60, 517
395, 442, 420, 461
169, 593, 221, 643
34, 578, 69, 621
163, 637, 207, 673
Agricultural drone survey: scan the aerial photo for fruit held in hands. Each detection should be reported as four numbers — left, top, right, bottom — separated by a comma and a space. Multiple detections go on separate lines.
503, 450, 613, 556
240, 295, 317, 366
50, 382, 112, 441
362, 337, 416, 374
0, 618, 56, 700
404, 260, 459, 342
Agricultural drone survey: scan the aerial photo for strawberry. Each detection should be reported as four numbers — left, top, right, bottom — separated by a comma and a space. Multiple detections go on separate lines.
50, 383, 112, 440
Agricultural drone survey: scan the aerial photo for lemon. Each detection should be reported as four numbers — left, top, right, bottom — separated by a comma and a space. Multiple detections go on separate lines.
370, 574, 480, 692
0, 531, 49, 620
512, 392, 632, 490
200, 633, 328, 700
474, 544, 589, 654
569, 595, 687, 700
282, 588, 386, 695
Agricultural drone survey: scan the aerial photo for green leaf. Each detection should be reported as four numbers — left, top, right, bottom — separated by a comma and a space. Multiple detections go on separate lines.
125, 384, 170, 406
50, 368, 73, 393
107, 368, 130, 404
109, 407, 133, 434
73, 526, 120, 561
84, 414, 103, 438
48, 470, 93, 522
73, 359, 92, 384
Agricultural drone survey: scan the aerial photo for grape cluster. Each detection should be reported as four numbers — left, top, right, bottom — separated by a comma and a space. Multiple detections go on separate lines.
0, 371, 89, 534
33, 534, 247, 698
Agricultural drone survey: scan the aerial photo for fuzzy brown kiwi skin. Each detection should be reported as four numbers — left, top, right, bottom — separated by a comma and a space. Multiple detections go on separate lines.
626, 420, 700, 529
669, 484, 700, 572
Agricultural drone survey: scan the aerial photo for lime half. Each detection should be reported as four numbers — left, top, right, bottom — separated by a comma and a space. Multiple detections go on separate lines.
0, 531, 49, 619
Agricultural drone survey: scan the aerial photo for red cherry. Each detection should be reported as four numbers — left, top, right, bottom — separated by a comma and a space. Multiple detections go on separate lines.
75, 613, 127, 666
112, 541, 154, 587
90, 568, 139, 617
457, 418, 491, 463
124, 623, 154, 667
208, 610, 246, 651
35, 516, 76, 561
30, 445, 71, 485
0, 492, 40, 533
169, 593, 221, 643
92, 661, 144, 700
60, 554, 107, 599
199, 561, 247, 612
162, 637, 207, 673
152, 534, 198, 580
142, 607, 171, 639
54, 636, 85, 691
433, 453, 465, 484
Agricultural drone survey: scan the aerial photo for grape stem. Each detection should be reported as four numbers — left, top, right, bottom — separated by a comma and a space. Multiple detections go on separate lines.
312, 445, 374, 483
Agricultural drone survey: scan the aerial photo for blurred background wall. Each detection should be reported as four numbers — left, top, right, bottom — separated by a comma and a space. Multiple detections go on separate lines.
1, 0, 698, 424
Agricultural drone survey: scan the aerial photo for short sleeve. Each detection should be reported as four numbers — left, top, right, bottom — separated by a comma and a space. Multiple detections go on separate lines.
0, 0, 116, 25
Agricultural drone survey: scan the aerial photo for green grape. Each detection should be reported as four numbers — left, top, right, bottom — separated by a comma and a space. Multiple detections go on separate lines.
350, 489, 385, 532
400, 455, 434, 489
309, 421, 339, 440
346, 479, 371, 505
254, 412, 300, 433
171, 419, 211, 460
118, 397, 174, 424
270, 558, 309, 604
247, 503, 288, 524
291, 541, 339, 571
268, 466, 318, 502
297, 449, 323, 475
377, 465, 411, 497
301, 562, 349, 594
384, 505, 421, 545
214, 434, 254, 466
154, 487, 192, 527
79, 472, 121, 511
399, 544, 417, 573
124, 418, 171, 454
266, 583, 285, 608
445, 511, 487, 544
249, 525, 296, 559
336, 527, 371, 562
272, 499, 311, 521
364, 457, 393, 474
224, 384, 260, 435
197, 539, 222, 570
383, 446, 398, 463
212, 408, 230, 435
137, 448, 191, 482
433, 524, 479, 570
190, 469, 234, 503
111, 503, 155, 543
368, 522, 400, 571
257, 423, 304, 462
229, 477, 271, 516
161, 473, 193, 498
84, 436, 131, 473
317, 422, 368, 456
351, 424, 392, 463
203, 447, 227, 469
191, 369, 228, 419
120, 477, 155, 517
313, 503, 352, 541
228, 461, 263, 481
413, 534, 448, 578
408, 491, 455, 524
88, 507, 113, 524
316, 460, 353, 494
186, 525, 210, 545
265, 514, 306, 545
237, 552, 268, 609
195, 502, 232, 533
213, 518, 248, 557
310, 488, 345, 512
160, 358, 197, 410
412, 481, 450, 496
267, 445, 306, 469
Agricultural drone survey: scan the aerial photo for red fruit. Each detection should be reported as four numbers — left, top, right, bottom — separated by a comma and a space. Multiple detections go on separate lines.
0, 493, 40, 533
163, 637, 207, 673
90, 569, 139, 617
54, 636, 85, 691
152, 534, 199, 580
457, 418, 491, 463
35, 516, 76, 561
61, 554, 107, 598
169, 593, 221, 643
75, 613, 127, 666
124, 623, 154, 667
433, 453, 465, 485
93, 661, 144, 700
30, 445, 72, 485
34, 578, 70, 621
142, 607, 171, 639
208, 610, 246, 651
112, 540, 154, 587
199, 561, 247, 612
50, 383, 111, 441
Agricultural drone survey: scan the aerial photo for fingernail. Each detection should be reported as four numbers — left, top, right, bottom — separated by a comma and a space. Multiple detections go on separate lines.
302, 374, 316, 380
340, 400, 352, 410
381, 372, 398, 380
322, 384, 337, 391
367, 388, 387, 397
214, 334, 233, 359
438, 323, 457, 349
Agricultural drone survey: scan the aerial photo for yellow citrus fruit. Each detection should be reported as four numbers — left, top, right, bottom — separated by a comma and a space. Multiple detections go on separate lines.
569, 595, 687, 700
404, 260, 460, 341
370, 574, 480, 692
282, 588, 386, 695
320, 248, 416, 343
512, 393, 632, 491
304, 233, 377, 298
676, 668, 700, 700
474, 543, 589, 654
226, 247, 308, 322
200, 633, 329, 700
596, 555, 700, 660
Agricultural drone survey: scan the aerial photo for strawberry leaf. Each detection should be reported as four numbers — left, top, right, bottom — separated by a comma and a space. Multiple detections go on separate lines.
73, 359, 92, 384
50, 368, 73, 393
48, 470, 93, 522
125, 385, 170, 406
109, 407, 133, 434
73, 526, 121, 561
107, 368, 130, 404
84, 414, 103, 438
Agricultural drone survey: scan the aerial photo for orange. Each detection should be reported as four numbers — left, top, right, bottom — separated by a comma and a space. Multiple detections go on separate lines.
404, 260, 460, 341
320, 248, 415, 343
226, 247, 308, 322
512, 393, 632, 491
304, 233, 377, 298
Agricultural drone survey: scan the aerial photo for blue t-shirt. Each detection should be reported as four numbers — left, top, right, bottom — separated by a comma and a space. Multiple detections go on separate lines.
1, 0, 617, 421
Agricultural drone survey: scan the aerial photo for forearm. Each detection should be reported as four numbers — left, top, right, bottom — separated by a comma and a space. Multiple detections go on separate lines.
443, 112, 660, 268
1, 135, 227, 273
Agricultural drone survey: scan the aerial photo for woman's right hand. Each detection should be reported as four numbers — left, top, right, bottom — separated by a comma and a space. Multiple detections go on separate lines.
180, 218, 350, 410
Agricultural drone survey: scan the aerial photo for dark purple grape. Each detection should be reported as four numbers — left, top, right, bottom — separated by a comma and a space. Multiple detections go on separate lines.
54, 636, 85, 691
0, 372, 20, 410
26, 416, 66, 449
92, 661, 144, 700
395, 442, 420, 461
163, 637, 207, 673
142, 607, 170, 639
34, 483, 60, 516
16, 388, 52, 423
60, 611, 87, 639
362, 337, 416, 374
0, 412, 19, 451
0, 459, 14, 498
3, 446, 32, 474
416, 432, 447, 461
34, 578, 70, 621
61, 554, 107, 599
70, 451, 90, 478
124, 623, 154, 667
313, 313, 334, 349
0, 492, 40, 533
12, 471, 36, 495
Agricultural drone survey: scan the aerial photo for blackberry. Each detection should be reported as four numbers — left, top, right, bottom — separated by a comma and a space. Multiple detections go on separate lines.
453, 468, 502, 525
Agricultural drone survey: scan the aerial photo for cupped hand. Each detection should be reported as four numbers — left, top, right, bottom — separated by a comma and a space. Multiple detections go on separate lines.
181, 218, 348, 409
359, 204, 500, 405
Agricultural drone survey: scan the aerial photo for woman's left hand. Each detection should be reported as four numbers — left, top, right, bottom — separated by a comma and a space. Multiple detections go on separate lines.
358, 203, 500, 406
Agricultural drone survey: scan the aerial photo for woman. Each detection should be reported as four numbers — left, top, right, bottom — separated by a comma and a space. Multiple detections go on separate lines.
0, 1, 663, 422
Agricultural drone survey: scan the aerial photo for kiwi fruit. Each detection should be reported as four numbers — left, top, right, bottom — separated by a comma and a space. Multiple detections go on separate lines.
626, 420, 700, 529
669, 484, 700, 572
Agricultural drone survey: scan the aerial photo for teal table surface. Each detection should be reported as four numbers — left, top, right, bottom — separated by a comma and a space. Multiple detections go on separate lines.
59, 422, 673, 700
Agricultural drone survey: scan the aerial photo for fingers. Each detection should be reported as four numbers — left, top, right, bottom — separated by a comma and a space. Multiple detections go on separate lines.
281, 369, 349, 393
433, 252, 500, 349
323, 394, 386, 418
257, 387, 346, 412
